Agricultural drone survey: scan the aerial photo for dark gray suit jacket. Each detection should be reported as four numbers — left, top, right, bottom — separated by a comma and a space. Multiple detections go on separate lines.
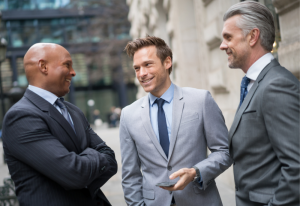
229, 59, 300, 206
2, 89, 117, 206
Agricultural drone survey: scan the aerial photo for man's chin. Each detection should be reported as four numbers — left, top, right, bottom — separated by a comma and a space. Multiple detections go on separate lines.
141, 85, 153, 93
228, 62, 240, 69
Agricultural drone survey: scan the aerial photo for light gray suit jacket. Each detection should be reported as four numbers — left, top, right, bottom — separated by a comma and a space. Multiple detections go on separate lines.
229, 59, 300, 206
120, 85, 232, 206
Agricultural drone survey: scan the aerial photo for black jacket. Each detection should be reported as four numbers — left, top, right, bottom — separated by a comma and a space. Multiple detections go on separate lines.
2, 89, 117, 206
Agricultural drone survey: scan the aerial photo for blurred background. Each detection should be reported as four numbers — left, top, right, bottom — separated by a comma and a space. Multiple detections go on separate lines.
0, 0, 137, 127
0, 0, 298, 205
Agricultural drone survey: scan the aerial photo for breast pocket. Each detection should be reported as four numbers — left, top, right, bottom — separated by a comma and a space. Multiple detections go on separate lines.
241, 110, 257, 120
181, 112, 199, 124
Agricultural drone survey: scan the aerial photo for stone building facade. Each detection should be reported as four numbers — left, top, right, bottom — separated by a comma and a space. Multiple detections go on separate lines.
126, 0, 300, 189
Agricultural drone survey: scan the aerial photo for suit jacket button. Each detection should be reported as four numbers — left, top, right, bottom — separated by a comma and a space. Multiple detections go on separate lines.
168, 166, 172, 171
235, 187, 238, 191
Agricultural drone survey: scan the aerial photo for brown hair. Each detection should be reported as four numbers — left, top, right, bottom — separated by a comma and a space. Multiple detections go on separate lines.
124, 35, 173, 74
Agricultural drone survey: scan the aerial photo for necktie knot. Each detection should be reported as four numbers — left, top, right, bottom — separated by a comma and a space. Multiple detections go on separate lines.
241, 76, 251, 88
56, 98, 66, 109
155, 98, 165, 108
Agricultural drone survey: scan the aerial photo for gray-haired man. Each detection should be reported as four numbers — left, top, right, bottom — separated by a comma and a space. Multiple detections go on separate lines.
220, 1, 299, 206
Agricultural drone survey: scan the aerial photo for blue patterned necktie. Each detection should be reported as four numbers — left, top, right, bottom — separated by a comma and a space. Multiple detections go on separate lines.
55, 98, 75, 132
239, 76, 251, 107
155, 98, 169, 158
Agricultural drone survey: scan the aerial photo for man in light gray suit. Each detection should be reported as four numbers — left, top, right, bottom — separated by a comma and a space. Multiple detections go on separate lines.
120, 36, 232, 206
220, 2, 299, 206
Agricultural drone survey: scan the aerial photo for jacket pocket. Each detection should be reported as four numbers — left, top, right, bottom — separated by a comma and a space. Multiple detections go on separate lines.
249, 190, 273, 204
181, 112, 199, 124
241, 110, 257, 120
143, 189, 155, 200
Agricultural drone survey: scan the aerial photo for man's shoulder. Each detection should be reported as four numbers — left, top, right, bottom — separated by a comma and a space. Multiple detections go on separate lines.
263, 62, 299, 87
122, 96, 146, 112
180, 86, 210, 100
6, 96, 34, 114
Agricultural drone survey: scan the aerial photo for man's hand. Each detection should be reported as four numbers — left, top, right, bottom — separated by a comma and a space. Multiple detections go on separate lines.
160, 168, 196, 191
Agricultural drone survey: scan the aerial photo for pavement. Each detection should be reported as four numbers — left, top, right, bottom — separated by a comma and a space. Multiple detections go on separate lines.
0, 126, 236, 206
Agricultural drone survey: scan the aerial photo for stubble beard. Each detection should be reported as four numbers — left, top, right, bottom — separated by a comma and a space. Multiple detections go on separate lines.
228, 49, 248, 69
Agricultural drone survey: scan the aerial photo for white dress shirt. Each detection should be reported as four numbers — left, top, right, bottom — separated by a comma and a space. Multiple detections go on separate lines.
246, 53, 274, 91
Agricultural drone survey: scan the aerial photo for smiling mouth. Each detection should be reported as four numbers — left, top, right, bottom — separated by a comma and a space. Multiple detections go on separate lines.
66, 79, 71, 83
141, 77, 154, 83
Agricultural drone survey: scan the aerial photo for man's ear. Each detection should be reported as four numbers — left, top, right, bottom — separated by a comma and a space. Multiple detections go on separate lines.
38, 59, 48, 75
164, 56, 172, 71
249, 28, 260, 47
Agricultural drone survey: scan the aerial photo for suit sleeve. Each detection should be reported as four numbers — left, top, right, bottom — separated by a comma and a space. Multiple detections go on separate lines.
119, 109, 145, 206
262, 77, 300, 206
2, 109, 115, 191
86, 126, 118, 198
193, 91, 233, 190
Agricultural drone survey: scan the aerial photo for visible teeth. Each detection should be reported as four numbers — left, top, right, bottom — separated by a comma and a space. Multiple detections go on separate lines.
142, 79, 152, 83
66, 79, 71, 82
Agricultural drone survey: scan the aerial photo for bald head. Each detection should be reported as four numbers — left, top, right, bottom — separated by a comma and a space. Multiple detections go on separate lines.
24, 43, 76, 97
24, 43, 68, 83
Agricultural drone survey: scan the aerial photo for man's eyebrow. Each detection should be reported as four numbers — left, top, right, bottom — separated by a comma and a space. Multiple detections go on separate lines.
64, 60, 73, 64
222, 32, 231, 38
133, 60, 155, 68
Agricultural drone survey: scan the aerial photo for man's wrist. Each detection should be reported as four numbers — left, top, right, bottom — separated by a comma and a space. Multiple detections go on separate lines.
192, 166, 200, 182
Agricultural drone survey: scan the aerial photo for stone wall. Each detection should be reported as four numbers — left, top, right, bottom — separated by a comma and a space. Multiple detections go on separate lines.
126, 0, 299, 189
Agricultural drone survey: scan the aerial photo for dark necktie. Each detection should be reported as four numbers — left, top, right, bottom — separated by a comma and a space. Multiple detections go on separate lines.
239, 76, 251, 107
155, 98, 169, 157
55, 98, 75, 132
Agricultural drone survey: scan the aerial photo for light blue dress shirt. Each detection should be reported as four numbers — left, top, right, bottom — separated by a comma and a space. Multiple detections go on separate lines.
28, 85, 74, 125
149, 83, 174, 142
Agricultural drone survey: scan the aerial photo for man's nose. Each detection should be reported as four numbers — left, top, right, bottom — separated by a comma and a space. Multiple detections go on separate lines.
220, 41, 228, 50
70, 67, 76, 77
139, 67, 148, 77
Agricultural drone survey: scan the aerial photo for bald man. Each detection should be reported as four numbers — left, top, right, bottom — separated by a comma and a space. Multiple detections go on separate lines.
2, 43, 117, 206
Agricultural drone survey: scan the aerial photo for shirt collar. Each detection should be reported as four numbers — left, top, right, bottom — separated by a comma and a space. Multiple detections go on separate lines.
28, 85, 59, 105
149, 83, 174, 106
246, 53, 274, 81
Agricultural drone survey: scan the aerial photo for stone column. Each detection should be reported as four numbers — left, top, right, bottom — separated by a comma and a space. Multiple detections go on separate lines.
273, 0, 300, 79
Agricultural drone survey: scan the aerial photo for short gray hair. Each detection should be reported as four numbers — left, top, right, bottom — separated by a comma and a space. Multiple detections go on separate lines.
223, 1, 275, 51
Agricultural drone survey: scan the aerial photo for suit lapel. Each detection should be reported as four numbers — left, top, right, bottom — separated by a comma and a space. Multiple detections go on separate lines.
140, 95, 168, 161
228, 59, 279, 148
24, 89, 80, 153
168, 85, 184, 161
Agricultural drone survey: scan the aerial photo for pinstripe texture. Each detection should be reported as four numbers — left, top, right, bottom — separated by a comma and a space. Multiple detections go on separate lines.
2, 89, 117, 206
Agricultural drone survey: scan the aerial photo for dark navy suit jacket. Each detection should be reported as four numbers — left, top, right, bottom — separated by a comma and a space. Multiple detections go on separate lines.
2, 89, 117, 206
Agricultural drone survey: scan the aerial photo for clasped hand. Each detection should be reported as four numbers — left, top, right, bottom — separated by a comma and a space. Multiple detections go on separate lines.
160, 168, 196, 191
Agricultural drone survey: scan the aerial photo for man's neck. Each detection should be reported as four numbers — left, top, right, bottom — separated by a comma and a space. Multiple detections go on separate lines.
242, 50, 269, 73
151, 79, 172, 98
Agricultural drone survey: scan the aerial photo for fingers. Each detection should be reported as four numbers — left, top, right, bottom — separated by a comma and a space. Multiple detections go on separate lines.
169, 169, 185, 179
160, 168, 193, 191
